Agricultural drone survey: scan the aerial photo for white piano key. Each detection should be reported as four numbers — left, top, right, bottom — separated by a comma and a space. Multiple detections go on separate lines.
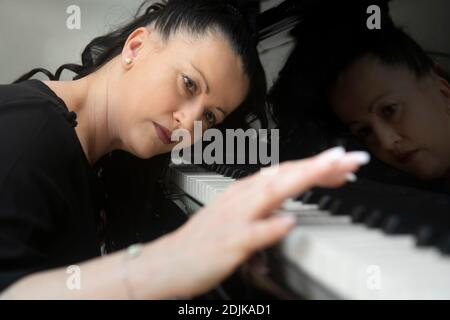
206, 185, 235, 203
281, 224, 450, 299
201, 180, 235, 204
190, 177, 234, 201
181, 172, 222, 194
198, 180, 234, 204
281, 199, 319, 211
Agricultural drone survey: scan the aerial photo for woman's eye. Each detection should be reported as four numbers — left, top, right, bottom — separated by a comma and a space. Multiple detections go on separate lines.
381, 104, 398, 118
356, 127, 372, 140
204, 110, 217, 126
182, 75, 197, 95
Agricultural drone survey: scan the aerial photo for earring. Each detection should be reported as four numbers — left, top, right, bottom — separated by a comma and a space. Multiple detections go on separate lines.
125, 58, 133, 65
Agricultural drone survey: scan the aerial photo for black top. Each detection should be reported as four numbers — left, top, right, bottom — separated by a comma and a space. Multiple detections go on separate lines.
0, 80, 105, 292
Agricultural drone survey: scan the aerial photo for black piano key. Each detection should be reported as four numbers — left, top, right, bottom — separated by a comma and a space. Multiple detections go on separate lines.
351, 205, 368, 223
317, 195, 333, 210
437, 233, 450, 255
297, 190, 312, 203
229, 169, 239, 179
218, 166, 228, 175
416, 224, 444, 247
223, 167, 234, 177
383, 213, 423, 235
328, 199, 343, 215
299, 189, 323, 204
328, 199, 359, 216
238, 170, 249, 178
364, 209, 386, 228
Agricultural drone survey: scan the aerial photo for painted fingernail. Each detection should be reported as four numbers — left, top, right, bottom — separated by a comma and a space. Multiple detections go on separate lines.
346, 172, 357, 182
345, 151, 371, 165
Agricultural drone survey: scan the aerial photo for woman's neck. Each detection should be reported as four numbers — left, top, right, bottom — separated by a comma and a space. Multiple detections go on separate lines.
43, 61, 122, 165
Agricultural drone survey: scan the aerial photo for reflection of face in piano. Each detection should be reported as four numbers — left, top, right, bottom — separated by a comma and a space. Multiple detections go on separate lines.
330, 55, 450, 181
115, 28, 249, 159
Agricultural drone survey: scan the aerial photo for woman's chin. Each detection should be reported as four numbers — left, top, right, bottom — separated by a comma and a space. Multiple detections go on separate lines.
133, 143, 174, 159
126, 141, 157, 159
407, 164, 448, 182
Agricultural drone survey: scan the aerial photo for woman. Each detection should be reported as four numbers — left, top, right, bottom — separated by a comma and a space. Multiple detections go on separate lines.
328, 30, 450, 183
271, 23, 450, 185
0, 0, 367, 299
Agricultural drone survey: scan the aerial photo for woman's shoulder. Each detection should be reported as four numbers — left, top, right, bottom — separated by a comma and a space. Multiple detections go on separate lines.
0, 80, 70, 117
0, 79, 76, 134
0, 80, 81, 181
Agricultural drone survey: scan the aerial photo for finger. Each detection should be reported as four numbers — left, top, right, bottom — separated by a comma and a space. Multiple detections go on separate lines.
229, 147, 369, 219
241, 146, 368, 187
269, 147, 370, 196
237, 215, 297, 254
314, 150, 370, 187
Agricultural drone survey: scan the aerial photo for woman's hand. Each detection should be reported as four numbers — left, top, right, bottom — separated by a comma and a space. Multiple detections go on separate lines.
141, 147, 370, 299
0, 147, 369, 300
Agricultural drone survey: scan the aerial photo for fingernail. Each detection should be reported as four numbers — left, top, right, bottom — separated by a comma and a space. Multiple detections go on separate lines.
346, 172, 357, 182
319, 146, 346, 162
345, 151, 371, 165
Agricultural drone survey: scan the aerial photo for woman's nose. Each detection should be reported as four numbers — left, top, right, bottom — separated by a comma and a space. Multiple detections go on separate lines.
375, 125, 402, 152
173, 102, 204, 132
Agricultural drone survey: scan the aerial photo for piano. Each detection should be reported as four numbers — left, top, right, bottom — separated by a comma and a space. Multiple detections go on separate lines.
159, 0, 450, 300
163, 162, 450, 300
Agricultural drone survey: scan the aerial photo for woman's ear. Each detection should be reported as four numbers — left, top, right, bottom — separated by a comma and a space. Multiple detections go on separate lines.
121, 27, 150, 68
438, 77, 450, 108
433, 63, 450, 106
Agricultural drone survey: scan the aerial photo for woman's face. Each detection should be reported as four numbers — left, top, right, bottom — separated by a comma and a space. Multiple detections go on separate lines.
113, 27, 249, 158
330, 56, 450, 180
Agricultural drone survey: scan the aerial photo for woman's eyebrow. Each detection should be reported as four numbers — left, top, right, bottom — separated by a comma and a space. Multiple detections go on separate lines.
216, 107, 227, 117
347, 121, 361, 127
369, 92, 391, 112
345, 92, 393, 126
189, 63, 228, 117
190, 63, 210, 94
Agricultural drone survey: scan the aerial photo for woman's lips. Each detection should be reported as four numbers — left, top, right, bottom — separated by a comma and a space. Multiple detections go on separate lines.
153, 122, 172, 145
397, 150, 419, 164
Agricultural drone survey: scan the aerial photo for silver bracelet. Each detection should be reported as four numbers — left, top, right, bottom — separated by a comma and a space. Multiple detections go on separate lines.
122, 243, 144, 300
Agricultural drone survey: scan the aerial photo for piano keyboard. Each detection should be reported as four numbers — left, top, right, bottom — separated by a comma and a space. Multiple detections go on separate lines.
166, 163, 450, 299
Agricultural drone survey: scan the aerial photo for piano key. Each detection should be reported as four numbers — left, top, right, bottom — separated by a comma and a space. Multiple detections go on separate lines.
280, 224, 450, 299
202, 180, 235, 204
281, 199, 319, 211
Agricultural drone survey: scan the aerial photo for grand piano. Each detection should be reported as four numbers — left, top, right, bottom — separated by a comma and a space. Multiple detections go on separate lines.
159, 0, 450, 300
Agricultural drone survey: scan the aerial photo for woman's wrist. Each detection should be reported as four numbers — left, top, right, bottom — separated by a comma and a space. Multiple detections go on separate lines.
121, 243, 144, 300
125, 234, 182, 300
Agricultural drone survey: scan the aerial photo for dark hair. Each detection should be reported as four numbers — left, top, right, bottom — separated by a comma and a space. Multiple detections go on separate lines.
14, 0, 268, 251
15, 0, 267, 127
